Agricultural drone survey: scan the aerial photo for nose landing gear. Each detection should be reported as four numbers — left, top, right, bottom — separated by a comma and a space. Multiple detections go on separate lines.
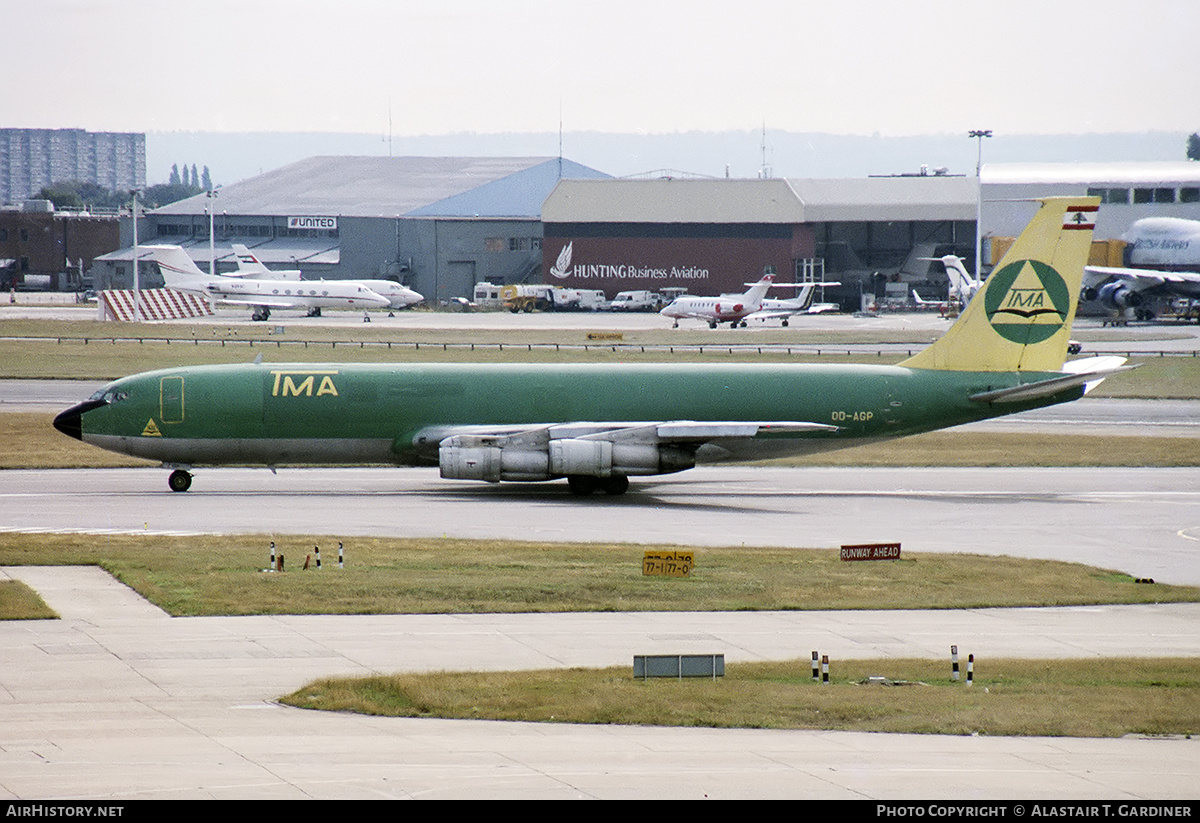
168, 469, 193, 493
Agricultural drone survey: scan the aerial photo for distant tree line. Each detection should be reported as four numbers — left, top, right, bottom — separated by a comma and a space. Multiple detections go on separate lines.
36, 162, 215, 211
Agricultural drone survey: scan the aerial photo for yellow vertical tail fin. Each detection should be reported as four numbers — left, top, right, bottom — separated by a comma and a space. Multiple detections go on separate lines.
900, 197, 1099, 372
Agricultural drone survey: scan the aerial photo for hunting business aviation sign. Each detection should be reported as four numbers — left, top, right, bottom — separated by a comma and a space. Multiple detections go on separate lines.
548, 241, 712, 284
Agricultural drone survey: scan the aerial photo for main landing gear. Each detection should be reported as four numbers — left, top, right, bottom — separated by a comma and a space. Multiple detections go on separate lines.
168, 469, 192, 493
567, 474, 630, 496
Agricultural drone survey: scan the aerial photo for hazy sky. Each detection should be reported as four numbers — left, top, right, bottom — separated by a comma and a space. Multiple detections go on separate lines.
8, 0, 1199, 137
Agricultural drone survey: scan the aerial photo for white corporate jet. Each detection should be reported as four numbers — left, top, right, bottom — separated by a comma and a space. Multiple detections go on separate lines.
915, 255, 982, 310
228, 243, 423, 314
228, 244, 301, 280
661, 274, 842, 328
141, 244, 391, 322
659, 274, 782, 328
754, 282, 841, 326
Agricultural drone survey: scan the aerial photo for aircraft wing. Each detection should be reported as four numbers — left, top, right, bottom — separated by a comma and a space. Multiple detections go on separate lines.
1085, 265, 1200, 289
208, 295, 305, 309
743, 309, 799, 321
418, 419, 837, 451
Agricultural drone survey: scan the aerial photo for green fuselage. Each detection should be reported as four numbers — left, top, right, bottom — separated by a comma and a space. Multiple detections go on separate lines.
61, 361, 1080, 469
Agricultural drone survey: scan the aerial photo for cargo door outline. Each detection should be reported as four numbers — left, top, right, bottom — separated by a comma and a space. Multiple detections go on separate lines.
160, 376, 185, 424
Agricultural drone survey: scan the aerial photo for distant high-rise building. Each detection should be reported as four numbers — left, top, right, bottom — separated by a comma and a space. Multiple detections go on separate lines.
0, 128, 146, 204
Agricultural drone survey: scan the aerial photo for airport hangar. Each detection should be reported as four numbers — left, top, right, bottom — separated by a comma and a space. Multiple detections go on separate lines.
92, 155, 611, 303
541, 162, 1200, 310
91, 158, 1200, 311
542, 175, 978, 310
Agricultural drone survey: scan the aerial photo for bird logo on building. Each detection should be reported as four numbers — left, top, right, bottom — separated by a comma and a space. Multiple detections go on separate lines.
550, 241, 573, 279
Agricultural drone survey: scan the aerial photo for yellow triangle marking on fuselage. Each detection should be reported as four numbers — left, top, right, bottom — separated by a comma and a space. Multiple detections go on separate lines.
142, 419, 162, 437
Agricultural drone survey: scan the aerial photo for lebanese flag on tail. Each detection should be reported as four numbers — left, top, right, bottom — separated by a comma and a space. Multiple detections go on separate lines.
1063, 204, 1099, 230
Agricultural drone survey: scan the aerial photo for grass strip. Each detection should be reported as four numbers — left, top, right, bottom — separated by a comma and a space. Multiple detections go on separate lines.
280, 656, 1200, 738
0, 579, 57, 620
2, 533, 1196, 618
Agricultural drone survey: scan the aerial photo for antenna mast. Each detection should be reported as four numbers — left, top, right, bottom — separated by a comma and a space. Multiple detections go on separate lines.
759, 121, 772, 179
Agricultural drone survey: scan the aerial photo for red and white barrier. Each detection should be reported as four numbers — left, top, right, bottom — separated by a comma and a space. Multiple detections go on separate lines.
99, 288, 213, 322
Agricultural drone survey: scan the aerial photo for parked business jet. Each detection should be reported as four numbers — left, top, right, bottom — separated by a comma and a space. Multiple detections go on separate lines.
916, 255, 982, 310
228, 244, 301, 280
1083, 217, 1200, 319
141, 244, 391, 321
338, 278, 424, 313
662, 274, 807, 328
227, 243, 424, 314
753, 282, 841, 325
911, 289, 950, 312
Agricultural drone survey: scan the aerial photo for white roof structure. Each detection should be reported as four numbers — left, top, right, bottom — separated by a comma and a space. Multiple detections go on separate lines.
543, 176, 977, 225
983, 162, 1200, 185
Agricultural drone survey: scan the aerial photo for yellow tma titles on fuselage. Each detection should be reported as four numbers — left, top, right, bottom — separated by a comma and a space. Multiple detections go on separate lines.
269, 370, 340, 398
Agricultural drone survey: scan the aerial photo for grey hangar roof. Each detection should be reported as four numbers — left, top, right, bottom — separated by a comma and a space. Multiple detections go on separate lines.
151, 156, 610, 219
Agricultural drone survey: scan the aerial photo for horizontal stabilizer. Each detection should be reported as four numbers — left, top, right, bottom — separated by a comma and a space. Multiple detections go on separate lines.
969, 356, 1134, 404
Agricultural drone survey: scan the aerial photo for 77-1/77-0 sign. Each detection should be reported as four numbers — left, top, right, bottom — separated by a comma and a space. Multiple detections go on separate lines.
643, 550, 694, 577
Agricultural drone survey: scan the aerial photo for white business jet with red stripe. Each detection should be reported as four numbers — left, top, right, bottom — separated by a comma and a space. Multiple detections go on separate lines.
660, 274, 783, 328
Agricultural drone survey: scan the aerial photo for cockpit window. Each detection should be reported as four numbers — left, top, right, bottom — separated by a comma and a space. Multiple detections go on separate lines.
89, 389, 129, 404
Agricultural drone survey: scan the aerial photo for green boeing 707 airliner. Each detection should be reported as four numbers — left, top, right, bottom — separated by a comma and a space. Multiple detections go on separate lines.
54, 197, 1130, 495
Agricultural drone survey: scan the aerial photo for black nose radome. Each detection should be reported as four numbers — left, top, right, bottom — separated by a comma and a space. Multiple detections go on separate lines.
53, 399, 107, 441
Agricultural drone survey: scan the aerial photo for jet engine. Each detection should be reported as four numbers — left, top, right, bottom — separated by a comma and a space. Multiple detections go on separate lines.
1095, 281, 1143, 311
438, 434, 695, 483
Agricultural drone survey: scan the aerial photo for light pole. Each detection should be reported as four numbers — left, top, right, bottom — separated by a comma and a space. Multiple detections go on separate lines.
206, 189, 218, 276
969, 130, 992, 281
130, 189, 141, 323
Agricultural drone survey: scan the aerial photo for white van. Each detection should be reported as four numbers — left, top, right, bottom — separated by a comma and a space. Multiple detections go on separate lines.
609, 290, 660, 311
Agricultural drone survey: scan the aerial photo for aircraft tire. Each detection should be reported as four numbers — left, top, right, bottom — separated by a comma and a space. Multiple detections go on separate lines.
566, 475, 599, 496
168, 469, 192, 493
601, 475, 630, 495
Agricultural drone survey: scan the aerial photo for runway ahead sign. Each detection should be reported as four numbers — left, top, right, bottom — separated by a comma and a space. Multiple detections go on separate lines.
840, 543, 902, 561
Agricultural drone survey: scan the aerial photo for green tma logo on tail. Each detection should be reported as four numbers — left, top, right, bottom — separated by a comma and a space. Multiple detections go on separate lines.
984, 259, 1071, 344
